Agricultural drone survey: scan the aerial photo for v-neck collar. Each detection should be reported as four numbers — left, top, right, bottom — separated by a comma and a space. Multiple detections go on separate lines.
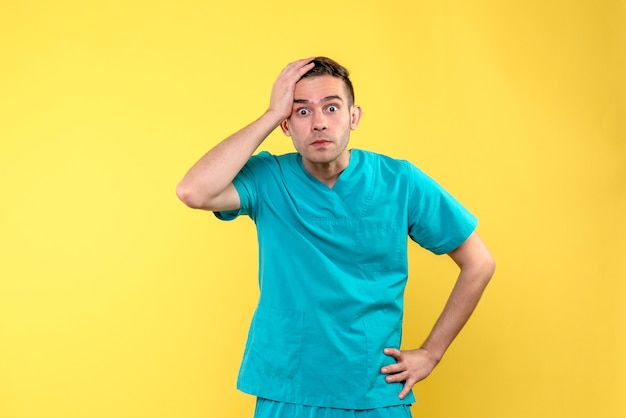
294, 150, 371, 219
296, 149, 359, 192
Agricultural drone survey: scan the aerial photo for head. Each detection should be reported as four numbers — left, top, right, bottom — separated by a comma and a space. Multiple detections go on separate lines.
300, 57, 355, 106
280, 57, 362, 172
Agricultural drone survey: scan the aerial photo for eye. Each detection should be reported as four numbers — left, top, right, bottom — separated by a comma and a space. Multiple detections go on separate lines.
327, 105, 339, 112
296, 108, 310, 116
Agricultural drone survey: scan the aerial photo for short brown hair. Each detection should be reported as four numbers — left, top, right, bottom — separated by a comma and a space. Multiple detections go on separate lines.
301, 56, 355, 105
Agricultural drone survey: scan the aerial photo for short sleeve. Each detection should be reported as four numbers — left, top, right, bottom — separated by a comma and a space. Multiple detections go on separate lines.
213, 151, 273, 222
406, 163, 478, 255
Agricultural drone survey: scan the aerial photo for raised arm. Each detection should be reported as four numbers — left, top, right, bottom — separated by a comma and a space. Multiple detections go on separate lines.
381, 231, 495, 399
176, 58, 315, 211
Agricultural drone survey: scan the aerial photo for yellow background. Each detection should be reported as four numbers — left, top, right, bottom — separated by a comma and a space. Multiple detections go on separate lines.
1, 1, 624, 417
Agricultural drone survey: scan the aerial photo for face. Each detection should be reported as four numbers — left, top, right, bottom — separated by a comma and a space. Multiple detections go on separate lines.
281, 75, 361, 169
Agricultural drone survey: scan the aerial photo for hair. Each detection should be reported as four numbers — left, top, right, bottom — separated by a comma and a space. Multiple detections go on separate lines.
301, 56, 355, 105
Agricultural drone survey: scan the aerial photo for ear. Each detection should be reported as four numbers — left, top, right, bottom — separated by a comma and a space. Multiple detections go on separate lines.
280, 119, 291, 136
350, 105, 362, 130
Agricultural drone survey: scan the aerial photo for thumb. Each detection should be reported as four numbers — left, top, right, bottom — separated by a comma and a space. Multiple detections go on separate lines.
398, 379, 414, 400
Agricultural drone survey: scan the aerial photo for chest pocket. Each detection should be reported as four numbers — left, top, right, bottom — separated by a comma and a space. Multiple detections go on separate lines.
356, 222, 405, 275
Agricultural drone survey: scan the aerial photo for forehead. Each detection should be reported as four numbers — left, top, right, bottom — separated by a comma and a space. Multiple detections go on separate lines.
294, 75, 349, 103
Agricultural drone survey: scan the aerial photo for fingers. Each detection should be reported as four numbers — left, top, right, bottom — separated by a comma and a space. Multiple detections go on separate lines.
381, 347, 425, 400
384, 369, 408, 383
276, 58, 315, 86
383, 347, 402, 360
380, 347, 403, 374
268, 58, 315, 120
382, 363, 414, 400
380, 362, 403, 375
398, 381, 415, 400
383, 365, 416, 400
282, 57, 315, 75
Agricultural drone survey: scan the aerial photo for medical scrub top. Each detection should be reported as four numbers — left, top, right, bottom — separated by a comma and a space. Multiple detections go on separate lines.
215, 149, 477, 409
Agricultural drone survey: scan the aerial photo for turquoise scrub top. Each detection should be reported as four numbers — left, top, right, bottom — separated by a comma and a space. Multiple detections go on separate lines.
216, 149, 477, 409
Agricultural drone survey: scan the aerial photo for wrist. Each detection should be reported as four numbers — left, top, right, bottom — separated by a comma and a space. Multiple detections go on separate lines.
419, 345, 444, 364
264, 108, 289, 126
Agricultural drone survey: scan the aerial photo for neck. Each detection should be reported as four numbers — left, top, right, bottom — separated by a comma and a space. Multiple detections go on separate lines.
302, 151, 351, 188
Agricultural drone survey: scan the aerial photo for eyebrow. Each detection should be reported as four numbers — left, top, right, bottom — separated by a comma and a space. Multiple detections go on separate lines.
293, 95, 344, 104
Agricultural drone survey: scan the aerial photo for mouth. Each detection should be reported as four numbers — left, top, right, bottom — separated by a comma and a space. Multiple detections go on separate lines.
311, 139, 332, 147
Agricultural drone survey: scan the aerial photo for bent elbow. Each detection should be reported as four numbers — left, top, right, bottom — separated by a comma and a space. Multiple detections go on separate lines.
176, 180, 239, 212
465, 251, 496, 290
480, 253, 496, 285
176, 183, 205, 209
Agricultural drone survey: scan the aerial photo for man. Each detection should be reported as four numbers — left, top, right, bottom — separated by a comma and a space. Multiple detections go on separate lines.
177, 57, 495, 418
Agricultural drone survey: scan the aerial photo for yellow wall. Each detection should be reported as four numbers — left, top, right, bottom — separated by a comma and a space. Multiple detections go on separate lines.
1, 1, 624, 417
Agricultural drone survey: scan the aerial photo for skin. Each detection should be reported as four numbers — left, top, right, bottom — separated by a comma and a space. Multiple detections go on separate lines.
177, 58, 495, 400
280, 75, 361, 187
176, 58, 318, 210
381, 231, 494, 399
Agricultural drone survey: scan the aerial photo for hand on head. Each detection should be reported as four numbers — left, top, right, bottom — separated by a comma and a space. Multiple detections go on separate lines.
268, 58, 316, 121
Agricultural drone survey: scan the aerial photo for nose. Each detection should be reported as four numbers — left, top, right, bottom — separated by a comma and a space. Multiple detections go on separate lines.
312, 111, 328, 131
